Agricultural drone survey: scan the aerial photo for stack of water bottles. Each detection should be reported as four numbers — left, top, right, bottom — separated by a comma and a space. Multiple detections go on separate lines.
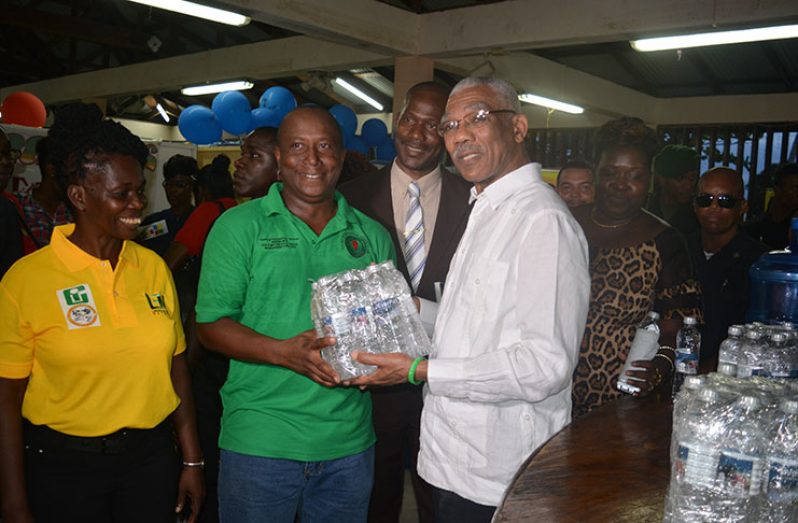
310, 260, 432, 380
717, 322, 798, 380
664, 371, 798, 522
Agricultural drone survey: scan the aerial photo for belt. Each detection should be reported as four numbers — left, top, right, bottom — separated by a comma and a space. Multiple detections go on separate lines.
24, 419, 170, 455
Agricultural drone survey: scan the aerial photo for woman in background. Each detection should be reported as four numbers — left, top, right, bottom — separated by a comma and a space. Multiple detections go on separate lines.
571, 117, 701, 418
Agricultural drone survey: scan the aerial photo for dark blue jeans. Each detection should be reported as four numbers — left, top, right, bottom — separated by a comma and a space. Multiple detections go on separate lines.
218, 446, 374, 523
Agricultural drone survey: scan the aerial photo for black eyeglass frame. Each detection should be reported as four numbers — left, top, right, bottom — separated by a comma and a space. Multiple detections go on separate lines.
694, 193, 740, 209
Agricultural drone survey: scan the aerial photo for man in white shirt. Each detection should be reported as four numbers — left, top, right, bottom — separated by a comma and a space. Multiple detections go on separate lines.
352, 76, 590, 522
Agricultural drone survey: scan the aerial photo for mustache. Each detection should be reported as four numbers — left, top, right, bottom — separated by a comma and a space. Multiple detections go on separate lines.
452, 144, 481, 158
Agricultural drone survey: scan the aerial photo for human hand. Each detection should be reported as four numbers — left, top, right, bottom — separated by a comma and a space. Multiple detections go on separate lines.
276, 330, 340, 387
347, 352, 418, 387
625, 358, 668, 396
175, 467, 205, 523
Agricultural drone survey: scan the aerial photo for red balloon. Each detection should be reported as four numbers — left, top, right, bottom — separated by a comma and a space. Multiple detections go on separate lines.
1, 92, 47, 127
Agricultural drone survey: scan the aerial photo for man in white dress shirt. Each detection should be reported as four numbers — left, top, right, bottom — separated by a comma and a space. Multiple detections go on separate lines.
352, 76, 590, 522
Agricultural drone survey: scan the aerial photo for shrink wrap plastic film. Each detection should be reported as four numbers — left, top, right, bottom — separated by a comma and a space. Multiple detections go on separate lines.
310, 261, 432, 380
664, 374, 798, 522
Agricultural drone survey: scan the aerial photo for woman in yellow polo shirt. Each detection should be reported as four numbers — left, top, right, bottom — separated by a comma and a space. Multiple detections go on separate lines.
0, 109, 204, 523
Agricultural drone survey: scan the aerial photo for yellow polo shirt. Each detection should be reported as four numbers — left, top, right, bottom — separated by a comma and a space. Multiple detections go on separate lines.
0, 224, 185, 437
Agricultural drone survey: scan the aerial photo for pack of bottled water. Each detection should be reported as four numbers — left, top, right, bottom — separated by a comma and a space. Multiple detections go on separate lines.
718, 322, 798, 380
664, 372, 798, 522
310, 260, 432, 380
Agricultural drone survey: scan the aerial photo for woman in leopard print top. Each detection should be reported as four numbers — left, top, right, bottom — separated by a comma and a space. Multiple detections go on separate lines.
570, 117, 701, 419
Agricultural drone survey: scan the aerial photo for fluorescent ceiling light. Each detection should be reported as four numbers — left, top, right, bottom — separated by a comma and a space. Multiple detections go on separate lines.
155, 103, 170, 123
518, 93, 584, 114
334, 78, 384, 111
181, 80, 254, 96
126, 0, 250, 27
630, 24, 798, 52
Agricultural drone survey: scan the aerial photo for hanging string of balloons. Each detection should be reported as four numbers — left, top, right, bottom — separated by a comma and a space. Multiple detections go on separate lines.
178, 87, 396, 163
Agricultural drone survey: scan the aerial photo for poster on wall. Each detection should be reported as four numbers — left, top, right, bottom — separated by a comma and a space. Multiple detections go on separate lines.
0, 123, 195, 215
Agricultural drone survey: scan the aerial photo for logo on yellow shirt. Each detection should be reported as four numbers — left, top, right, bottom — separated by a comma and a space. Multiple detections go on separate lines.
146, 293, 168, 314
57, 284, 101, 329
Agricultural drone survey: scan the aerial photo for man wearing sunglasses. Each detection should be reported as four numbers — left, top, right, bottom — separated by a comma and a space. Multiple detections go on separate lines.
687, 167, 767, 372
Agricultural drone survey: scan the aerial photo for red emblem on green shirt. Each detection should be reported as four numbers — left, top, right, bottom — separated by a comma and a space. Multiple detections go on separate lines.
345, 235, 366, 258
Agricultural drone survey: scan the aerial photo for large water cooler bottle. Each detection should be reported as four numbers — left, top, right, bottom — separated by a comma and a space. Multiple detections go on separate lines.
747, 217, 798, 323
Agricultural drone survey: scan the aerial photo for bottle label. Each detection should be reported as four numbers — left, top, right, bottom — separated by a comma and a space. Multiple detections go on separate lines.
372, 297, 400, 318
717, 451, 762, 497
676, 442, 718, 488
766, 457, 798, 502
675, 349, 698, 375
349, 306, 369, 327
322, 312, 350, 337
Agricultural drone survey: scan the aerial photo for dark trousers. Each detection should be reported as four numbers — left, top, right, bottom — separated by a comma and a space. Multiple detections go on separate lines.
23, 420, 179, 523
368, 385, 434, 523
431, 486, 496, 523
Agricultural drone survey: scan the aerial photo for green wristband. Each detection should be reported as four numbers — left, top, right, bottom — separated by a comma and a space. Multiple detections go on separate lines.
408, 357, 424, 385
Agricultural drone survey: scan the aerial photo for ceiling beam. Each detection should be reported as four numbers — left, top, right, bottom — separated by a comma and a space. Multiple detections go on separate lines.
0, 36, 391, 104
0, 5, 150, 52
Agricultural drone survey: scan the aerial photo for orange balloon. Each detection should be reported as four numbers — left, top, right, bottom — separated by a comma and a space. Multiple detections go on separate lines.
1, 92, 47, 127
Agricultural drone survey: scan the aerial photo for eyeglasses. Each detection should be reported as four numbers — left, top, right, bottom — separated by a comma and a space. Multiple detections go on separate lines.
437, 109, 516, 137
694, 193, 740, 209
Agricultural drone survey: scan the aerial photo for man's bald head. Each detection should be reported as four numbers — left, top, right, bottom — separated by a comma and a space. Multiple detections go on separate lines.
698, 167, 744, 199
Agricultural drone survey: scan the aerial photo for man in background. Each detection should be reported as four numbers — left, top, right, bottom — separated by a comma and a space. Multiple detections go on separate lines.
556, 160, 594, 208
744, 162, 798, 250
688, 167, 767, 372
340, 81, 472, 523
648, 144, 700, 234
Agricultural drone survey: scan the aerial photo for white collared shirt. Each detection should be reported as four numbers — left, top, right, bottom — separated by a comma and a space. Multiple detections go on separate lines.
417, 163, 590, 506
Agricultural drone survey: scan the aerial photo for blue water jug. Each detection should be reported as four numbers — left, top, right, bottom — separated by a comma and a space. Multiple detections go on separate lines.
747, 250, 798, 323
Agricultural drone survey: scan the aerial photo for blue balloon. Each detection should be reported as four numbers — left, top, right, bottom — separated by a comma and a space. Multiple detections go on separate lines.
328, 104, 357, 138
346, 135, 369, 155
250, 107, 284, 129
259, 86, 297, 119
375, 139, 396, 163
211, 91, 252, 135
361, 118, 388, 147
178, 105, 222, 145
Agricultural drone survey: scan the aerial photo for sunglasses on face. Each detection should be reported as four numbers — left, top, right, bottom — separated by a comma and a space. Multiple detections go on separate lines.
694, 193, 739, 209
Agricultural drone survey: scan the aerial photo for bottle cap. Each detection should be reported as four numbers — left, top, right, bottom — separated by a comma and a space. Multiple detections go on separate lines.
727, 325, 744, 336
717, 362, 737, 376
684, 316, 698, 325
781, 399, 798, 414
684, 375, 705, 390
648, 311, 660, 321
697, 387, 720, 403
771, 332, 787, 343
745, 330, 762, 340
738, 395, 761, 410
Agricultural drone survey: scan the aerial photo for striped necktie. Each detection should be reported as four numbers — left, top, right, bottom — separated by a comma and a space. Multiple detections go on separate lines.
404, 181, 426, 291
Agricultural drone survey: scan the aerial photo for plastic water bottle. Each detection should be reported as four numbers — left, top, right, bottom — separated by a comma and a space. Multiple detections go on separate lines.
364, 262, 405, 355
761, 398, 798, 522
764, 332, 792, 380
673, 316, 701, 398
737, 330, 767, 378
718, 325, 745, 367
617, 311, 661, 395
669, 386, 725, 522
715, 394, 766, 522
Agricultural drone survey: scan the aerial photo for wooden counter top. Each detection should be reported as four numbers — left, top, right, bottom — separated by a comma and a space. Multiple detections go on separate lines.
494, 392, 673, 523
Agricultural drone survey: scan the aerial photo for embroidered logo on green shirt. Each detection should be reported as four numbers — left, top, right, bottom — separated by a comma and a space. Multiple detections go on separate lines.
344, 235, 367, 258
261, 237, 299, 250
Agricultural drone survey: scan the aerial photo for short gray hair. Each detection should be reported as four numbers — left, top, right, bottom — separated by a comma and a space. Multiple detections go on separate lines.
450, 76, 521, 113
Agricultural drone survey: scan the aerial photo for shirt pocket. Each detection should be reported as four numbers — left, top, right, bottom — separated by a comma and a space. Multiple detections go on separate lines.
465, 255, 510, 343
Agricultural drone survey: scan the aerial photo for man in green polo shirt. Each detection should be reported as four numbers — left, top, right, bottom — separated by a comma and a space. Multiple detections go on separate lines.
196, 107, 395, 523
